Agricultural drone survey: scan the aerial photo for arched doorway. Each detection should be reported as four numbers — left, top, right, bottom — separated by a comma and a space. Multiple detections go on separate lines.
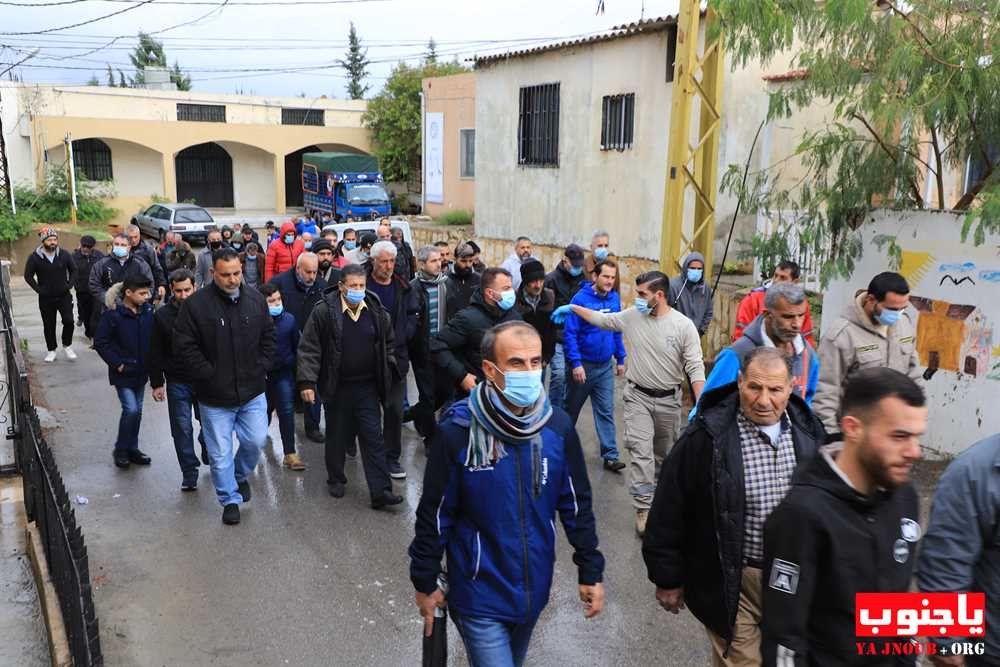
176, 142, 233, 207
284, 145, 320, 207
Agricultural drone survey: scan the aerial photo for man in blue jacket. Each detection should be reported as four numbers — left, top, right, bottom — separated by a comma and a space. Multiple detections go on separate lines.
94, 275, 154, 469
564, 259, 626, 468
260, 283, 305, 472
410, 321, 605, 666
691, 282, 818, 420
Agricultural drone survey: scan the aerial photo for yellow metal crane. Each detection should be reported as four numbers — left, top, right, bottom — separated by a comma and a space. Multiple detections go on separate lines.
659, 2, 725, 278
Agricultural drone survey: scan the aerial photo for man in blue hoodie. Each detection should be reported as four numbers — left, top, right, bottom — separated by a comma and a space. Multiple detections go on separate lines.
94, 275, 154, 469
563, 259, 626, 470
410, 321, 605, 665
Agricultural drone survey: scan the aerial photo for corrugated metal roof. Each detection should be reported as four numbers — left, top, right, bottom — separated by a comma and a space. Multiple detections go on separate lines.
473, 15, 678, 67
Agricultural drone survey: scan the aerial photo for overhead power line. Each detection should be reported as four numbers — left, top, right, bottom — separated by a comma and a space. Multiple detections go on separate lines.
1, 0, 387, 5
0, 0, 157, 34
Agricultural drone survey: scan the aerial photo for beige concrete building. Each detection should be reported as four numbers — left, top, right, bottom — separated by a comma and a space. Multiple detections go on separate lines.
469, 15, 793, 263
0, 82, 370, 225
420, 72, 475, 218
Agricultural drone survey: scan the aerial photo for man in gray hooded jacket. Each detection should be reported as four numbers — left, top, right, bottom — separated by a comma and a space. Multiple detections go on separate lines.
668, 252, 713, 336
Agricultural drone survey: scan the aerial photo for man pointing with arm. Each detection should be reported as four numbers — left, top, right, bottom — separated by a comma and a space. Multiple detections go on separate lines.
553, 270, 706, 536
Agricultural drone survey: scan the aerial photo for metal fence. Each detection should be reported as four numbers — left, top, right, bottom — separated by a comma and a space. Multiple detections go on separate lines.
0, 262, 103, 666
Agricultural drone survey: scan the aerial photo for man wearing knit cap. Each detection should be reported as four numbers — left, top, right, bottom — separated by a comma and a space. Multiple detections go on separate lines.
515, 258, 556, 365
24, 227, 78, 362
311, 238, 337, 284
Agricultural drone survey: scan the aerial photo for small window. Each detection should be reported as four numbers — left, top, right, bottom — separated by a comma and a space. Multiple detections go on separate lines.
177, 103, 226, 123
600, 93, 635, 151
460, 129, 475, 178
72, 138, 113, 181
665, 24, 678, 83
282, 108, 325, 126
518, 83, 560, 167
966, 144, 998, 194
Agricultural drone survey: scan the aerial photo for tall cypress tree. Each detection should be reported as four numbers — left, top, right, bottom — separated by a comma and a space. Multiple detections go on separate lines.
338, 22, 370, 100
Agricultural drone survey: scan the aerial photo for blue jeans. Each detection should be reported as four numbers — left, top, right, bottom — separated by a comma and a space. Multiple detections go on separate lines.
266, 369, 296, 455
548, 342, 567, 410
199, 394, 267, 506
305, 393, 323, 433
166, 382, 200, 481
565, 359, 619, 461
114, 385, 145, 453
451, 612, 538, 667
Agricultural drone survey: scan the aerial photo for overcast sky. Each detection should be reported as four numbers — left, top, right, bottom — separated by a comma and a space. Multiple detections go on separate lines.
1, 0, 680, 98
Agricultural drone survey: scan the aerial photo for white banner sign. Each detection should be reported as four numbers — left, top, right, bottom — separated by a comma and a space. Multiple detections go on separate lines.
425, 112, 444, 204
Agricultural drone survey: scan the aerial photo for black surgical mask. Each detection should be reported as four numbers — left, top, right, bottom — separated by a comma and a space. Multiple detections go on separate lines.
209, 241, 222, 250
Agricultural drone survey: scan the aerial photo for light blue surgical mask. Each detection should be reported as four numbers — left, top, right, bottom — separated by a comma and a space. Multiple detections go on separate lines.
687, 268, 704, 283
635, 298, 654, 315
284, 234, 295, 244
593, 247, 609, 261
344, 240, 357, 250
489, 362, 543, 408
345, 288, 366, 305
304, 241, 313, 250
569, 265, 583, 277
496, 289, 516, 311
268, 305, 283, 317
876, 306, 901, 327
112, 245, 128, 258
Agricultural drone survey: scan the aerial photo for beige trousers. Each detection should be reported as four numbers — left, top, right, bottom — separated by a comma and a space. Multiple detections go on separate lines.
706, 567, 763, 667
622, 383, 682, 510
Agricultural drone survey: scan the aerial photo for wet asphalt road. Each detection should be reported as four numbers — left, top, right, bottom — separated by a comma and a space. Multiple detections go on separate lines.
12, 282, 710, 666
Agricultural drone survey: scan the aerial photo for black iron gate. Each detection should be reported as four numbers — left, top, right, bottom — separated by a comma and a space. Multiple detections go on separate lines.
175, 142, 234, 208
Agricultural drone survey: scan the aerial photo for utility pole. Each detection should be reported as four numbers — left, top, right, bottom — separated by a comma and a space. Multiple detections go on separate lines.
64, 134, 78, 225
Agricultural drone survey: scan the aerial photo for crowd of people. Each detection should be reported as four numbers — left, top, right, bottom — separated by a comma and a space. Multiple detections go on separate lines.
21, 220, 997, 666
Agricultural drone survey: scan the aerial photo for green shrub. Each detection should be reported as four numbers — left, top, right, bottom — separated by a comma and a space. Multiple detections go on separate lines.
436, 209, 473, 226
0, 200, 37, 242
14, 167, 119, 228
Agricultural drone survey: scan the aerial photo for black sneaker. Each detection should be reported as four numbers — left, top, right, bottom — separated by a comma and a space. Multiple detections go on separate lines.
128, 449, 152, 465
388, 462, 406, 479
181, 476, 198, 492
328, 481, 346, 498
113, 452, 130, 469
222, 503, 240, 525
371, 492, 404, 510
603, 459, 626, 473
306, 428, 325, 443
237, 480, 251, 502
199, 439, 209, 466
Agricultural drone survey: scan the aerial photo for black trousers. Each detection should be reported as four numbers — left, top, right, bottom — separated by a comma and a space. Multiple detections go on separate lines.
411, 360, 454, 441
382, 380, 405, 466
325, 382, 391, 498
39, 293, 74, 351
75, 289, 96, 338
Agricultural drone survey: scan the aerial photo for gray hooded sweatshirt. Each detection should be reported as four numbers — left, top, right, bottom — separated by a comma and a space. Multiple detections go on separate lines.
668, 252, 713, 335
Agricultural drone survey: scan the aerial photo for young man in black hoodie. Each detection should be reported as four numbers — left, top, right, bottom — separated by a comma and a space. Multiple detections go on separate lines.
761, 367, 926, 666
72, 235, 103, 341
24, 227, 78, 363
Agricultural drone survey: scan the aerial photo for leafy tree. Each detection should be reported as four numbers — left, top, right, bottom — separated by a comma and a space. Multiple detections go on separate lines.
129, 32, 191, 90
361, 60, 467, 184
425, 37, 438, 64
170, 61, 191, 91
339, 22, 371, 100
105, 64, 115, 87
713, 0, 1000, 282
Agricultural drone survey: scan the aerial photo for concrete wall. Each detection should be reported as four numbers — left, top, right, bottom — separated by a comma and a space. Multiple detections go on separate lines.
422, 73, 476, 218
821, 210, 1000, 456
219, 141, 275, 210
474, 28, 790, 264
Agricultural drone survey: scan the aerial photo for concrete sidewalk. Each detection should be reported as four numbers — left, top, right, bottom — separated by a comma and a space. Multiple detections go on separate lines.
0, 479, 48, 667
12, 281, 710, 666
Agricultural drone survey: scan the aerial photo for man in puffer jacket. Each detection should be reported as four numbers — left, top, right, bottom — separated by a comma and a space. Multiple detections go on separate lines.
264, 221, 304, 282
410, 321, 605, 665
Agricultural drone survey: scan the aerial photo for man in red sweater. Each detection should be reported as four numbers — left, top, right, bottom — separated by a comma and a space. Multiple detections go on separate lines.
733, 260, 815, 347
264, 221, 304, 282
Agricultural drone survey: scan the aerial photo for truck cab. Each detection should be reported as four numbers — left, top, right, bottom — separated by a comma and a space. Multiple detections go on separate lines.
301, 152, 392, 221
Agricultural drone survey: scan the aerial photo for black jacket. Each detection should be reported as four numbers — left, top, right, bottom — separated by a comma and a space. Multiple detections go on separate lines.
445, 268, 481, 319
24, 247, 77, 298
366, 265, 422, 376
147, 300, 194, 388
88, 254, 154, 308
515, 285, 556, 363
171, 284, 275, 407
430, 289, 523, 387
761, 447, 920, 667
543, 263, 584, 344
296, 288, 397, 402
72, 248, 104, 293
131, 240, 166, 291
268, 268, 326, 332
642, 383, 825, 643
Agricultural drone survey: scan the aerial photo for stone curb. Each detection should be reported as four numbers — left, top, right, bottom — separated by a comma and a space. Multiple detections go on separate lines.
25, 522, 72, 667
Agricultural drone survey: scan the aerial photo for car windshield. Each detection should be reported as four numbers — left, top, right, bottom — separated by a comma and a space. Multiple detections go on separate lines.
347, 184, 389, 205
175, 208, 213, 223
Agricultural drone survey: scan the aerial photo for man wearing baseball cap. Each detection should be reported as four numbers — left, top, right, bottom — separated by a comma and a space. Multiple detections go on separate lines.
24, 227, 78, 362
543, 244, 587, 409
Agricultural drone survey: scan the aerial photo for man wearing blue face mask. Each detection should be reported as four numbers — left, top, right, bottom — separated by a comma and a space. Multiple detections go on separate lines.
813, 271, 921, 434
411, 321, 605, 666
584, 230, 620, 294
543, 244, 588, 410
668, 252, 714, 337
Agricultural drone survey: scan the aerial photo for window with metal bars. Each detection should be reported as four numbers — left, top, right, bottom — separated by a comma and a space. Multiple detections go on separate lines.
600, 93, 635, 151
517, 83, 560, 167
281, 108, 325, 126
176, 103, 226, 123
72, 138, 113, 181
460, 129, 475, 178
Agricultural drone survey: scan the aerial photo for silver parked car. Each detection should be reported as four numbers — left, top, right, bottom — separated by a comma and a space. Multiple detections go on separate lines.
132, 203, 215, 244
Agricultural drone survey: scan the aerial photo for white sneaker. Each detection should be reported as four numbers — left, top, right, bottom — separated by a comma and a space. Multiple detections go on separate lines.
44, 351, 57, 363
63, 346, 78, 361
